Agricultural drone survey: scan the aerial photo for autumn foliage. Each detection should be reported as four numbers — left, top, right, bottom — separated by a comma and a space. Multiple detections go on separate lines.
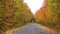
0, 0, 33, 33
35, 0, 48, 23
35, 0, 60, 31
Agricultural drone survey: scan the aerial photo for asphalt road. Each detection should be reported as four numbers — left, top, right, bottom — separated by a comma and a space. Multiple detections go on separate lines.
12, 23, 53, 34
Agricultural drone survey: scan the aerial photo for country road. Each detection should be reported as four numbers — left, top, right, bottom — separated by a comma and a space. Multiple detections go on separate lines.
12, 23, 55, 34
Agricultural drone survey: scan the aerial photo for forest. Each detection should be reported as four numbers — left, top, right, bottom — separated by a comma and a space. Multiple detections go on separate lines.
35, 0, 60, 32
0, 0, 33, 34
0, 0, 60, 34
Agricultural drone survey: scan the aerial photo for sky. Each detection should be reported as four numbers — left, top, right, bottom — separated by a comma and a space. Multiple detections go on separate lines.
24, 0, 44, 14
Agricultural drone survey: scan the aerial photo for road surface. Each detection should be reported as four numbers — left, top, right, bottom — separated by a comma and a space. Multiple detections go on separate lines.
12, 23, 53, 34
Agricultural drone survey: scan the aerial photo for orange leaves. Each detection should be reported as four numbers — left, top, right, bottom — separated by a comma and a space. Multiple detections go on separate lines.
34, 0, 48, 23
35, 0, 60, 31
42, 0, 47, 8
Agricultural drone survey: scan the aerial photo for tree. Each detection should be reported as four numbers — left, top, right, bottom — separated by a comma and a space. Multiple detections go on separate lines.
35, 0, 60, 31
0, 0, 33, 34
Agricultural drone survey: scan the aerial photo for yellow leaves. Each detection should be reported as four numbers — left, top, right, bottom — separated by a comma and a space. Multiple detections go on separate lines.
34, 0, 60, 31
34, 12, 42, 22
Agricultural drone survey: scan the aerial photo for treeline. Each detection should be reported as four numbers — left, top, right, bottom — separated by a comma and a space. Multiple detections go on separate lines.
0, 0, 33, 33
35, 0, 60, 31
